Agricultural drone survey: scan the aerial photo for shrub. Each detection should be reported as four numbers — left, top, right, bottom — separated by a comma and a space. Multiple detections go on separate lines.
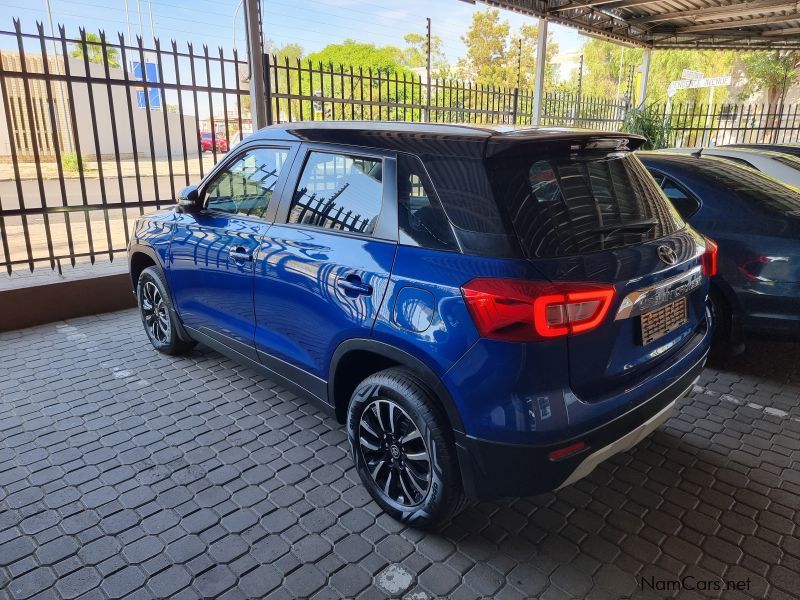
622, 105, 671, 150
60, 153, 86, 173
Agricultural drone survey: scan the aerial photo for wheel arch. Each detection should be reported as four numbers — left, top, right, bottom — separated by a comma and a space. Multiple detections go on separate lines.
709, 277, 743, 344
328, 339, 464, 436
128, 244, 164, 292
129, 244, 193, 344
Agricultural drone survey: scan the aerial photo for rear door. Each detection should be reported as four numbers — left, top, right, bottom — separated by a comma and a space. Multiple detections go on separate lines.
489, 149, 708, 396
252, 144, 398, 382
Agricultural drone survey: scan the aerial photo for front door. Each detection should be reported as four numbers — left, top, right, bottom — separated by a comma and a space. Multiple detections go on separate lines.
169, 145, 295, 358
252, 147, 398, 385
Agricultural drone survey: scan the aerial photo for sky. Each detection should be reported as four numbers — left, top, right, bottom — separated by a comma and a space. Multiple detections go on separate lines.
0, 0, 584, 62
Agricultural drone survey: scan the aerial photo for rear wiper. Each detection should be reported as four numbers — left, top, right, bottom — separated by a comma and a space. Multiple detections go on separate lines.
592, 219, 658, 235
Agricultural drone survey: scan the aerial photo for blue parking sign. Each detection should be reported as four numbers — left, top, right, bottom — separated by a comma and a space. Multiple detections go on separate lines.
132, 61, 162, 110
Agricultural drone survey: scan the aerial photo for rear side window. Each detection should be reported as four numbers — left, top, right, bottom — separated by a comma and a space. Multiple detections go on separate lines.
204, 147, 289, 217
397, 154, 458, 251
289, 151, 383, 235
489, 153, 684, 258
660, 175, 701, 220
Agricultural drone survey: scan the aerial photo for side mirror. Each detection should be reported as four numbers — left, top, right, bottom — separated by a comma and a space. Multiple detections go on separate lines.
177, 185, 200, 210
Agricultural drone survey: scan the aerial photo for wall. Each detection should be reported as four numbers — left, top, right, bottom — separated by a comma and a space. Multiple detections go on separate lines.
0, 52, 200, 161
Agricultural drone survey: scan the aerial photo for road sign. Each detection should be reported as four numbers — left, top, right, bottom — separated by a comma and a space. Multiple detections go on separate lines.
682, 69, 705, 80
132, 61, 162, 110
667, 75, 732, 98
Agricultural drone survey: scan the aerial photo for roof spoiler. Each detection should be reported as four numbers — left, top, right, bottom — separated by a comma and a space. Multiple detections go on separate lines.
486, 133, 645, 158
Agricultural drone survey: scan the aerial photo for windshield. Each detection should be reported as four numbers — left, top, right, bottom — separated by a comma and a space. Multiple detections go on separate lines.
488, 152, 684, 258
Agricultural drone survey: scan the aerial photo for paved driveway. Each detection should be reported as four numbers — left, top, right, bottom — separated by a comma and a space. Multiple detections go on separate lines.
0, 309, 798, 599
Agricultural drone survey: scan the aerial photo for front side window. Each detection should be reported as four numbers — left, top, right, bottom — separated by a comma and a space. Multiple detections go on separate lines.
204, 147, 289, 217
289, 151, 383, 234
397, 154, 457, 251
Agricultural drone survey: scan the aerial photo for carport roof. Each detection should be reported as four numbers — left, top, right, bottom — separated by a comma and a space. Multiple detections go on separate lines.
478, 0, 800, 50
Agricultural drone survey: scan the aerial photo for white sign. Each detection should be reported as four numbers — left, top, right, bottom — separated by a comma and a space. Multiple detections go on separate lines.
667, 75, 732, 98
682, 69, 705, 80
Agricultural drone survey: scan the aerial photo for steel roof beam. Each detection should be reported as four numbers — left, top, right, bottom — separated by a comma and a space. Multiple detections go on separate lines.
666, 12, 800, 33
630, 0, 800, 25
552, 0, 661, 12
763, 26, 800, 36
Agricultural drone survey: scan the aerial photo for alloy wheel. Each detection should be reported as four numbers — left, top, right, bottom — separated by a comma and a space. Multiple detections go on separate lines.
140, 281, 171, 344
358, 399, 431, 507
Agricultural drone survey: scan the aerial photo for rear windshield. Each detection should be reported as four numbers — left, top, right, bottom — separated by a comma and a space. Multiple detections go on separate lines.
488, 152, 684, 258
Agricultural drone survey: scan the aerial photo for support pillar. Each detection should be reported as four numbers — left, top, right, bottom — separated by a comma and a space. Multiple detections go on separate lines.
244, 0, 267, 130
638, 48, 651, 109
532, 17, 547, 127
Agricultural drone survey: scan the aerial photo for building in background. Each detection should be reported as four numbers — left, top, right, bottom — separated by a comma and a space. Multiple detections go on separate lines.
551, 51, 582, 86
0, 51, 199, 163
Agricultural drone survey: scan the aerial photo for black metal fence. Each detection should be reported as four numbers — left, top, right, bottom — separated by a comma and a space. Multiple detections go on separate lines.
653, 102, 800, 148
266, 54, 539, 126
264, 55, 627, 129
9, 20, 800, 279
0, 21, 633, 277
0, 20, 249, 275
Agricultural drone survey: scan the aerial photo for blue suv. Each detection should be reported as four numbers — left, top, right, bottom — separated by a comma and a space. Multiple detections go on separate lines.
129, 122, 714, 527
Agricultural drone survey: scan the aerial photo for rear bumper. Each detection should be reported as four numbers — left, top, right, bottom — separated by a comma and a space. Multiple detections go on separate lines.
743, 312, 800, 339
736, 281, 800, 338
455, 350, 706, 500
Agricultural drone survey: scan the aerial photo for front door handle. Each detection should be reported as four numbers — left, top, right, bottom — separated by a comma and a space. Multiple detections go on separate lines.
229, 247, 253, 262
337, 274, 373, 297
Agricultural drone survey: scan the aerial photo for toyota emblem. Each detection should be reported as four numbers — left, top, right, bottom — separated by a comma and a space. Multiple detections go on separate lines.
657, 245, 678, 265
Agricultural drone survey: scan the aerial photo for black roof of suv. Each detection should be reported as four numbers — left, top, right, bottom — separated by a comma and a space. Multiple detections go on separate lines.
246, 121, 657, 259
251, 121, 645, 157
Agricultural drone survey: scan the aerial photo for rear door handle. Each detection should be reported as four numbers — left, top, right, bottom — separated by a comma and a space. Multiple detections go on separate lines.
337, 274, 373, 296
229, 247, 253, 262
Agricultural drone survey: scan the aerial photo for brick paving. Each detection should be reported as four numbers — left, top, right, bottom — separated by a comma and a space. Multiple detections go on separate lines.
0, 308, 798, 599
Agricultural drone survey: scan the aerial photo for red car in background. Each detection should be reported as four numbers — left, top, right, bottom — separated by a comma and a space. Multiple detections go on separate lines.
200, 132, 228, 153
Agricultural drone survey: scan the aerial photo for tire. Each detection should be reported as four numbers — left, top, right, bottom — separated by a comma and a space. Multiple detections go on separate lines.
346, 367, 466, 528
136, 266, 195, 355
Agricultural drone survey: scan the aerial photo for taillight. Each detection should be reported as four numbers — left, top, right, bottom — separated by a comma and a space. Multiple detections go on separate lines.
702, 237, 718, 277
460, 279, 615, 342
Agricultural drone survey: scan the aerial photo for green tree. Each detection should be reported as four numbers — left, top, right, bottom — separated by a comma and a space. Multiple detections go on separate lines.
740, 50, 800, 106
581, 39, 642, 101
307, 40, 406, 76
70, 33, 120, 68
740, 50, 800, 140
271, 40, 416, 121
402, 32, 450, 79
275, 42, 304, 64
505, 23, 558, 89
647, 49, 737, 105
457, 10, 557, 90
457, 9, 510, 86
581, 39, 737, 106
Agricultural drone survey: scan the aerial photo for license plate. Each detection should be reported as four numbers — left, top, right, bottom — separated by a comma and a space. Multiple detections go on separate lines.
640, 297, 688, 345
